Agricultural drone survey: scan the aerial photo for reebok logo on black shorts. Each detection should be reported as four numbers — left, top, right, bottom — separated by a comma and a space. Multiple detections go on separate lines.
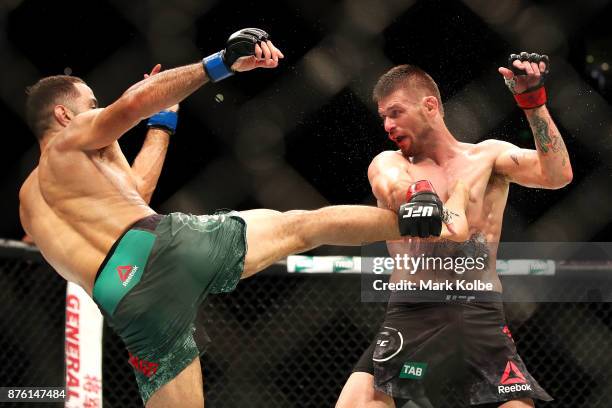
497, 361, 530, 394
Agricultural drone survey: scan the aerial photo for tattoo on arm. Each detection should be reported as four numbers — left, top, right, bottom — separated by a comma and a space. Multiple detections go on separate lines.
531, 114, 566, 156
532, 116, 551, 153
550, 132, 562, 153
510, 154, 520, 166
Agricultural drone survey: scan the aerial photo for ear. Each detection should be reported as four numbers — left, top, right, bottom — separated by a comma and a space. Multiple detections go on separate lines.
53, 105, 73, 127
422, 96, 439, 116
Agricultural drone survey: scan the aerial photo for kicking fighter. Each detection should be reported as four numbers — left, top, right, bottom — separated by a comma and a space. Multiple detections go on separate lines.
19, 29, 469, 407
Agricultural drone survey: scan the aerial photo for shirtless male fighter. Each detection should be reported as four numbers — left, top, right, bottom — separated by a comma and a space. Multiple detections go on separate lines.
336, 53, 572, 407
19, 29, 469, 407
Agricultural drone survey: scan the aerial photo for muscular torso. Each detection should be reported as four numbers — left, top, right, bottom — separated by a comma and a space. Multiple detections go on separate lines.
19, 140, 155, 295
379, 141, 509, 292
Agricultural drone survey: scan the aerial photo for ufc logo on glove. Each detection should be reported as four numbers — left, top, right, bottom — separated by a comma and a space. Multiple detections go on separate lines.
401, 205, 434, 218
398, 180, 443, 238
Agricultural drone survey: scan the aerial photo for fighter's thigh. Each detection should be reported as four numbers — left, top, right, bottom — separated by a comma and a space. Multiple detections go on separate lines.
498, 398, 534, 408
239, 209, 308, 278
146, 357, 204, 408
336, 372, 395, 408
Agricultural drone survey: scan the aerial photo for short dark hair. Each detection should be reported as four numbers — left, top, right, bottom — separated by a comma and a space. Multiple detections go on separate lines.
25, 75, 85, 139
373, 64, 444, 116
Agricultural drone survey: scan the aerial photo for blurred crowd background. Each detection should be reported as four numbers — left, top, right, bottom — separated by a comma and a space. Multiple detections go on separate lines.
2, 1, 612, 407
1, 0, 611, 243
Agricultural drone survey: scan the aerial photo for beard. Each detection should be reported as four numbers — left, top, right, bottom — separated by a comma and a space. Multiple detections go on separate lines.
394, 137, 416, 157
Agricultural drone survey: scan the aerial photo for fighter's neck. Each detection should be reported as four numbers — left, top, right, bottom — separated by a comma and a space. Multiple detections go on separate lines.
39, 139, 50, 153
411, 126, 461, 165
38, 130, 61, 153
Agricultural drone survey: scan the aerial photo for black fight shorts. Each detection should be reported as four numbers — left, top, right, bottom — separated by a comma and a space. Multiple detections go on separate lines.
353, 292, 552, 406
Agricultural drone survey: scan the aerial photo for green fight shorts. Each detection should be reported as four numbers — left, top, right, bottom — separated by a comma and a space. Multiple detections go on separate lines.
92, 211, 247, 403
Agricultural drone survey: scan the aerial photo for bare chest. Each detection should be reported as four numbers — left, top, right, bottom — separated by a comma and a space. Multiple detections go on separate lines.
407, 153, 507, 235
408, 156, 493, 202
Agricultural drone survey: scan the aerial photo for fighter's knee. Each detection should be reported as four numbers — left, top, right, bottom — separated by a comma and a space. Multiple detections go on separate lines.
336, 373, 393, 408
335, 398, 362, 408
281, 209, 316, 252
284, 209, 308, 216
498, 398, 535, 408
336, 396, 390, 408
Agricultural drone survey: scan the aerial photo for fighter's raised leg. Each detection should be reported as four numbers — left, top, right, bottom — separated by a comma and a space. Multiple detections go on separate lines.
239, 181, 469, 278
146, 357, 204, 408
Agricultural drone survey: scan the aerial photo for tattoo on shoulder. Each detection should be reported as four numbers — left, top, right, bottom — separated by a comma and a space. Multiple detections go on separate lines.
510, 154, 520, 166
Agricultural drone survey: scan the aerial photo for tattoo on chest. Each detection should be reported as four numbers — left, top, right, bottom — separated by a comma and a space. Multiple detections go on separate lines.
432, 232, 490, 263
442, 208, 460, 225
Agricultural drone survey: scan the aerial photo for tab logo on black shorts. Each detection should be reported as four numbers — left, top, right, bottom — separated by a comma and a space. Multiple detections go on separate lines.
498, 361, 531, 394
399, 361, 428, 380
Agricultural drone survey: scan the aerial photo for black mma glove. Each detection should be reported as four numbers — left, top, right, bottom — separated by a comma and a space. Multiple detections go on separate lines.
506, 52, 550, 109
202, 28, 270, 82
398, 180, 443, 238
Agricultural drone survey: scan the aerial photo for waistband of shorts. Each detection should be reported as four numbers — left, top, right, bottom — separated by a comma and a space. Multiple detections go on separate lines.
388, 290, 502, 303
94, 213, 164, 284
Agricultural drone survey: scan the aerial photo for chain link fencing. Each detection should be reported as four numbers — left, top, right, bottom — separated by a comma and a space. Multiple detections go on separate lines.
1, 244, 612, 407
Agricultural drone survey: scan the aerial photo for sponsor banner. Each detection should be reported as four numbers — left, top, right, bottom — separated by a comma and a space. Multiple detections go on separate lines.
65, 282, 103, 408
287, 256, 361, 273
496, 259, 555, 276
287, 255, 554, 276
288, 242, 612, 301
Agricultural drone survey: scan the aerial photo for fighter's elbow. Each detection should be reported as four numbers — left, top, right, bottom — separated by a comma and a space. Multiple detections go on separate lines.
540, 169, 573, 189
374, 183, 398, 210
555, 163, 573, 188
560, 167, 573, 186
117, 92, 147, 124
446, 226, 470, 243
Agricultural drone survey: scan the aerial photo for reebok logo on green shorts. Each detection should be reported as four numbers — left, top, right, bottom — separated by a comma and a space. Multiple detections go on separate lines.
117, 265, 139, 287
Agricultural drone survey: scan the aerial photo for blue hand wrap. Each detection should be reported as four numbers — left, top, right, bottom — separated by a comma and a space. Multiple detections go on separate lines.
202, 51, 234, 82
147, 110, 178, 134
